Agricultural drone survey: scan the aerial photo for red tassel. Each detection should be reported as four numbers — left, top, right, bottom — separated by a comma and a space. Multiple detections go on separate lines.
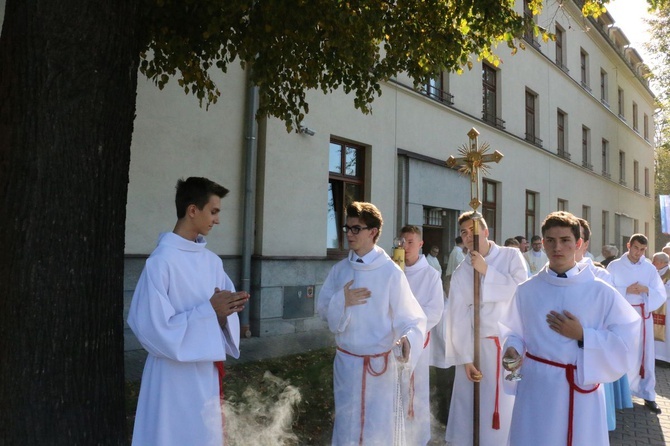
492, 412, 500, 430
640, 365, 645, 379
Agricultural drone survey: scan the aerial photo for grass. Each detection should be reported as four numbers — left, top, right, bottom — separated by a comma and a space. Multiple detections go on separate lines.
125, 347, 336, 445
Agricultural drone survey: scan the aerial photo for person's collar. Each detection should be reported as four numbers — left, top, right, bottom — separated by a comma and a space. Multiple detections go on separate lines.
548, 263, 579, 277
352, 248, 377, 264
626, 253, 645, 265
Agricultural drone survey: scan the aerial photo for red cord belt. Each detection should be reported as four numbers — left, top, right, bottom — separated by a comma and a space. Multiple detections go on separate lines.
525, 352, 599, 446
486, 336, 502, 430
632, 302, 651, 378
337, 347, 392, 445
214, 360, 226, 439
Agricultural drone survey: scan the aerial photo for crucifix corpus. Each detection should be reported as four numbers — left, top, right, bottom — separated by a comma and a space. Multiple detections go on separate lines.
446, 127, 503, 446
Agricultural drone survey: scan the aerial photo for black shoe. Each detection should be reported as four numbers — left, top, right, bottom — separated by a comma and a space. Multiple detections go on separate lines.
645, 400, 662, 414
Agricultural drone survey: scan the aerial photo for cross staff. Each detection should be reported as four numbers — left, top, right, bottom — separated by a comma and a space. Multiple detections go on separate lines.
446, 128, 503, 446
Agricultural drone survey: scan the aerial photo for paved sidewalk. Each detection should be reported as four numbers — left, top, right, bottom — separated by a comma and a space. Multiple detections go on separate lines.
125, 330, 670, 445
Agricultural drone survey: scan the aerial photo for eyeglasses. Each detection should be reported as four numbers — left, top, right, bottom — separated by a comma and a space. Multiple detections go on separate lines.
342, 225, 372, 235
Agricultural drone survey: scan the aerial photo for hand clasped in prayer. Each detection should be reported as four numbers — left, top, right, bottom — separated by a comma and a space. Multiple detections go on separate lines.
343, 280, 371, 307
211, 288, 250, 327
626, 281, 649, 295
546, 310, 584, 341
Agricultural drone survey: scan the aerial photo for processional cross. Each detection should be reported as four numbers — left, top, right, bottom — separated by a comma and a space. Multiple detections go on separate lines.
446, 128, 503, 446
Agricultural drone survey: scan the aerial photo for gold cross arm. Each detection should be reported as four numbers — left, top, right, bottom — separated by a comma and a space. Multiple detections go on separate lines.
445, 127, 503, 211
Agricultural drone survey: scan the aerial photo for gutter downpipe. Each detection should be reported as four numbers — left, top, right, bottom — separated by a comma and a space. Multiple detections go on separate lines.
240, 67, 258, 338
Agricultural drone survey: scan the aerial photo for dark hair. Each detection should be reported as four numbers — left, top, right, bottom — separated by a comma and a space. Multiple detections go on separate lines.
504, 238, 520, 247
175, 177, 229, 219
530, 235, 542, 243
455, 236, 463, 244
541, 211, 580, 240
577, 218, 591, 242
629, 233, 648, 246
346, 201, 383, 242
400, 225, 422, 237
458, 211, 488, 229
514, 235, 526, 244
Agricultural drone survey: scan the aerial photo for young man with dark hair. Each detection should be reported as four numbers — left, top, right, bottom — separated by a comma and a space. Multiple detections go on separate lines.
444, 211, 527, 446
514, 235, 529, 253
502, 211, 640, 445
399, 225, 443, 445
317, 201, 426, 445
607, 233, 666, 414
128, 177, 249, 446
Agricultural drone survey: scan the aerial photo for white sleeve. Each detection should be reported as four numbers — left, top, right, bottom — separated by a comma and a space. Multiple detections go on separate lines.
127, 257, 226, 362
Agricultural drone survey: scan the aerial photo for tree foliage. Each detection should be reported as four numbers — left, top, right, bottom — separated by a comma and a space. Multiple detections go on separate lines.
645, 1, 670, 246
138, 0, 610, 130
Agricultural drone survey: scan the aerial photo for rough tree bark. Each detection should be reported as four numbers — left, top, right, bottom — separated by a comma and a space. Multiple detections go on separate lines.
0, 1, 139, 444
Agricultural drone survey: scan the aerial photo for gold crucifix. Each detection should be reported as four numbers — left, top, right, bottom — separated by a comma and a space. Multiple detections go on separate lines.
446, 128, 503, 213
445, 127, 503, 446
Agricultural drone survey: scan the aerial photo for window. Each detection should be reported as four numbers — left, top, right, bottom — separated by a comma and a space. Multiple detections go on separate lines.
645, 167, 650, 196
483, 179, 498, 242
555, 25, 567, 70
482, 63, 504, 129
523, 0, 539, 48
602, 210, 609, 247
557, 199, 568, 211
600, 69, 608, 105
645, 222, 650, 238
633, 102, 639, 131
634, 219, 639, 234
525, 90, 541, 146
644, 114, 649, 141
580, 49, 590, 90
424, 72, 454, 105
618, 87, 625, 119
526, 190, 537, 240
423, 207, 443, 226
633, 160, 640, 192
582, 205, 591, 223
619, 150, 626, 185
557, 110, 569, 159
581, 126, 592, 170
327, 140, 365, 251
601, 139, 610, 178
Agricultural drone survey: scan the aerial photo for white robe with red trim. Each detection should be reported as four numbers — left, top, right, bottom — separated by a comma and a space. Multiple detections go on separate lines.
128, 232, 241, 446
403, 255, 444, 446
501, 264, 640, 446
317, 245, 427, 446
607, 254, 666, 400
444, 242, 527, 446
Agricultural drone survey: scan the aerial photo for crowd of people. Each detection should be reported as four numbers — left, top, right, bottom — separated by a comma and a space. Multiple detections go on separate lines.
125, 181, 670, 445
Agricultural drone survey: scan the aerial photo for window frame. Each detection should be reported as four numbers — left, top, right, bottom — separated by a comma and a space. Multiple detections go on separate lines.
327, 139, 366, 254
482, 179, 498, 242
525, 190, 537, 241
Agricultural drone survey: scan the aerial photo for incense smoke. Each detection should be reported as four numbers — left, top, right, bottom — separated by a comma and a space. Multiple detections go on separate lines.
223, 371, 302, 446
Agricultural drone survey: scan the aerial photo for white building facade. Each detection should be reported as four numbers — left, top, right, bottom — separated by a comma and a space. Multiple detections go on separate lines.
124, 1, 656, 336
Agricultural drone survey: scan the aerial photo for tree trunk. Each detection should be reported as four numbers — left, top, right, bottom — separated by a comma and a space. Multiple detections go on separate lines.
0, 1, 139, 444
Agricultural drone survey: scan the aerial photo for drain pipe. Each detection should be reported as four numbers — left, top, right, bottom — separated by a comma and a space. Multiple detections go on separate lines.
239, 69, 258, 338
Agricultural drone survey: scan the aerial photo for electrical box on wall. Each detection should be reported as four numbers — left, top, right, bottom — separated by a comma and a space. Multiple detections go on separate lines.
283, 285, 315, 319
